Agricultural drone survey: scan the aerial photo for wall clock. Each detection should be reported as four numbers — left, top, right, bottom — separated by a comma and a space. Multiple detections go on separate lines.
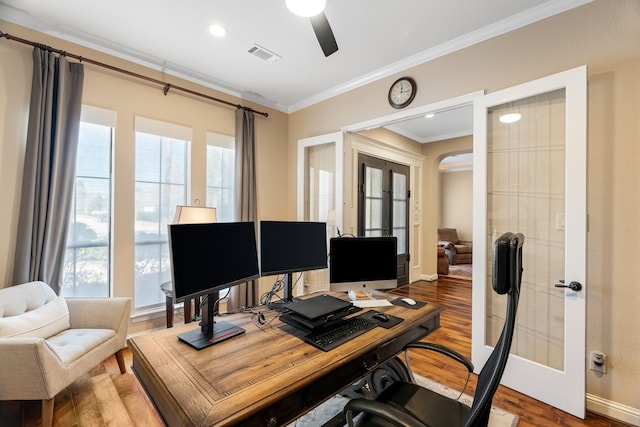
388, 77, 417, 109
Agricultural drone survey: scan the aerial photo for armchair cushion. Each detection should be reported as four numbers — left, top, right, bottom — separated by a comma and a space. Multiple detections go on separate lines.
0, 296, 69, 339
46, 328, 116, 364
454, 245, 472, 254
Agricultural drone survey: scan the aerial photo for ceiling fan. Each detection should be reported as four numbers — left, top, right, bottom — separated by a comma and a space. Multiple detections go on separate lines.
286, 0, 339, 57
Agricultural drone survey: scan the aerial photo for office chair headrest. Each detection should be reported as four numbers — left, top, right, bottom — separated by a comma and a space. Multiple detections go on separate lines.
492, 232, 525, 295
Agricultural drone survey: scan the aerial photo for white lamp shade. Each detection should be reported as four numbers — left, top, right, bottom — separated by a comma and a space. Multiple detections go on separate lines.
173, 205, 217, 224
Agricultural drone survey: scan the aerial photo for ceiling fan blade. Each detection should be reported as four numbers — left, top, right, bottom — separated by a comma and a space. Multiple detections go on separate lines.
310, 12, 338, 57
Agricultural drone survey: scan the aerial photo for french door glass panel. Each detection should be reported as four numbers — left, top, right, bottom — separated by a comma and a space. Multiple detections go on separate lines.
364, 166, 383, 236
392, 172, 407, 256
486, 89, 566, 369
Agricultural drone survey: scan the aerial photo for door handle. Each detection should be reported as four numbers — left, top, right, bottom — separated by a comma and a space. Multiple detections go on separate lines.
554, 280, 582, 292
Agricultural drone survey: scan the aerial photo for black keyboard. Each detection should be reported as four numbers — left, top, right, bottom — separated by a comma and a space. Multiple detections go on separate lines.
304, 314, 377, 351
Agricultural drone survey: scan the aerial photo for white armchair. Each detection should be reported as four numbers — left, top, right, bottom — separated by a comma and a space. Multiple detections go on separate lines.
0, 281, 131, 427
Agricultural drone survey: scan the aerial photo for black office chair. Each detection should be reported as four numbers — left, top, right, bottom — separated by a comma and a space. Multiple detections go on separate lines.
343, 232, 525, 427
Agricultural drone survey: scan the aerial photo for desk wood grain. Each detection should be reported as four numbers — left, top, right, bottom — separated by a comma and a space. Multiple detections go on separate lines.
128, 292, 442, 426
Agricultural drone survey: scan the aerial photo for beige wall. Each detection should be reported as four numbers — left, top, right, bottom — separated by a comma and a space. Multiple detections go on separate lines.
421, 136, 474, 271
439, 170, 473, 242
288, 0, 639, 415
0, 21, 290, 333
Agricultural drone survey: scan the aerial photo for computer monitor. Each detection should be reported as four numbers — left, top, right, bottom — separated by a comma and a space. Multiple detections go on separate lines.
168, 221, 260, 349
259, 220, 328, 304
329, 236, 398, 292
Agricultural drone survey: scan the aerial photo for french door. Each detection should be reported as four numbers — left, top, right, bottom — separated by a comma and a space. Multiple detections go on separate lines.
357, 154, 410, 285
472, 66, 587, 417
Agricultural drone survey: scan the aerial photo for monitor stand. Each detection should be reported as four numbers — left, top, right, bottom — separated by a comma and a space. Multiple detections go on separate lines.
268, 272, 301, 311
178, 291, 245, 350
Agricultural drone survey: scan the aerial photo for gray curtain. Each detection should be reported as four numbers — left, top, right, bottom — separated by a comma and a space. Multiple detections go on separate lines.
228, 108, 259, 310
12, 47, 84, 294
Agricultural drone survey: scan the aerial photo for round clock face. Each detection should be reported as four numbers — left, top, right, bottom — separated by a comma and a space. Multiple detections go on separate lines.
388, 77, 417, 109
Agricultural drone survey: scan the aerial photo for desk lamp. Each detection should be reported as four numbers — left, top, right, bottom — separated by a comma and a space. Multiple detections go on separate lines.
173, 204, 217, 224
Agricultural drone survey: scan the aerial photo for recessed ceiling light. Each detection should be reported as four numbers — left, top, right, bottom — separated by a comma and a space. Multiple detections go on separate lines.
499, 113, 521, 123
286, 0, 326, 17
208, 24, 227, 37
425, 113, 435, 119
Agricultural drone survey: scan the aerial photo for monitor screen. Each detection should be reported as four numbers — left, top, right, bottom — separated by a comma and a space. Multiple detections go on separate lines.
329, 236, 398, 292
259, 221, 328, 276
168, 222, 260, 302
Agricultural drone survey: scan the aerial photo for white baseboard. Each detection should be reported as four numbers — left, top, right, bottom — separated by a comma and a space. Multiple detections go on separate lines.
422, 273, 438, 282
587, 393, 640, 426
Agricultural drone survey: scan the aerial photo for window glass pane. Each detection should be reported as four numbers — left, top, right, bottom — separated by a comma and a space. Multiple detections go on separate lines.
206, 136, 235, 222
162, 139, 187, 184
393, 173, 407, 230
135, 128, 189, 308
365, 167, 382, 198
61, 120, 112, 298
393, 229, 406, 255
365, 198, 382, 233
76, 125, 111, 178
135, 133, 161, 182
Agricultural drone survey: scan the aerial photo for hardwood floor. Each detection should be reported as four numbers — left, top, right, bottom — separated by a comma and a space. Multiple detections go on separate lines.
1, 278, 632, 426
389, 278, 633, 427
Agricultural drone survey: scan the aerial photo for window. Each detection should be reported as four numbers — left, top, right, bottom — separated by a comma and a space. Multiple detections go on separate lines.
134, 117, 191, 308
61, 106, 115, 298
206, 132, 235, 222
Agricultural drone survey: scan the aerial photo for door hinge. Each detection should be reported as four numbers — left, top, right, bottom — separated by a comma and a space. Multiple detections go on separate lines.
407, 190, 411, 199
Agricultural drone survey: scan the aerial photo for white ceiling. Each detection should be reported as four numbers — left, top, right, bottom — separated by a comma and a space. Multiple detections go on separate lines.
0, 0, 591, 142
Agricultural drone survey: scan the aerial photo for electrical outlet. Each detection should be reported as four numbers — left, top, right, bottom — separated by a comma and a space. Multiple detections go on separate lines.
590, 350, 606, 374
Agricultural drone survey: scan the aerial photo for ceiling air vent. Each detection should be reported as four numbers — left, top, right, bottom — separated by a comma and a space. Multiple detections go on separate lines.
248, 44, 282, 63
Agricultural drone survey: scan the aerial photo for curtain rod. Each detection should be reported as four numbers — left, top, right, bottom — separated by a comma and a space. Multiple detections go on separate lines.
0, 30, 269, 118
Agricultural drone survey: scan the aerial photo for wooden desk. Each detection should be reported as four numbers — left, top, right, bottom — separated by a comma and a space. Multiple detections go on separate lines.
128, 292, 443, 426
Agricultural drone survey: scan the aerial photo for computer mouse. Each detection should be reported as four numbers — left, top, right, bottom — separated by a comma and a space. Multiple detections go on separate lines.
401, 297, 416, 306
372, 312, 389, 322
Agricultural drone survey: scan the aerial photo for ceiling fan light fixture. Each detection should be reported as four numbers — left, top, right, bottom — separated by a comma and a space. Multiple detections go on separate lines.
499, 113, 522, 124
286, 0, 326, 17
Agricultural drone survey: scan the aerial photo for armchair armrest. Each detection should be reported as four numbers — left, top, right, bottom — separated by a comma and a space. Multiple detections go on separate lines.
438, 240, 455, 251
65, 297, 131, 331
343, 398, 428, 427
0, 338, 65, 400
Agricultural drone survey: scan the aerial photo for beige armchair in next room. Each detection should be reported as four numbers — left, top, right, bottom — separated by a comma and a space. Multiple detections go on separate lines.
438, 228, 473, 265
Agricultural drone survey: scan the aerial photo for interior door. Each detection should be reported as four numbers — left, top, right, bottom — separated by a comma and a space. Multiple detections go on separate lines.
357, 153, 410, 285
297, 132, 343, 294
472, 66, 587, 417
